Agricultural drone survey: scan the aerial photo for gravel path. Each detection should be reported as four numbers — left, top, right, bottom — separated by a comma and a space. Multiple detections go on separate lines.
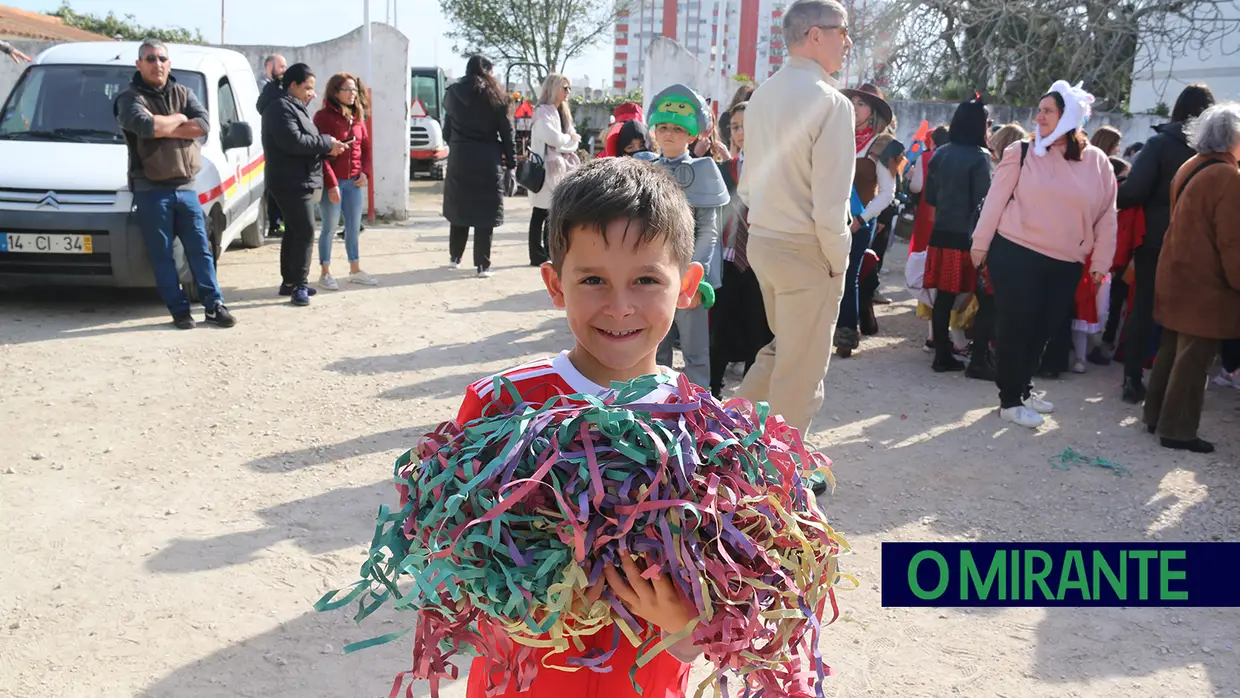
2, 184, 1237, 697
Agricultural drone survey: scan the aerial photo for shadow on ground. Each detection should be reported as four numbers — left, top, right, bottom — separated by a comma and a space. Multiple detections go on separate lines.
146, 480, 393, 574
244, 424, 436, 475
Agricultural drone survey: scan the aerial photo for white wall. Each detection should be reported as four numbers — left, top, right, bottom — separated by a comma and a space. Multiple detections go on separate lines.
1130, 4, 1240, 113
643, 37, 729, 117
226, 23, 411, 219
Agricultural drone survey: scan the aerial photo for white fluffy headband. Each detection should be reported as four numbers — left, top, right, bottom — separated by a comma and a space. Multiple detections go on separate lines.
1033, 80, 1096, 156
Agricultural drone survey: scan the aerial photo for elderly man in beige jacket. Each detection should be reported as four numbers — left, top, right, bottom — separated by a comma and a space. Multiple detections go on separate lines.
736, 0, 856, 448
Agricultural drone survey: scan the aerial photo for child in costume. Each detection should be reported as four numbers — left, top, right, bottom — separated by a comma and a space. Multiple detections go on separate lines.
709, 100, 772, 398
457, 157, 711, 698
632, 84, 729, 390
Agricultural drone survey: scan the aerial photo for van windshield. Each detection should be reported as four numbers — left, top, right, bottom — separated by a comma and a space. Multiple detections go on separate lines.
0, 65, 207, 144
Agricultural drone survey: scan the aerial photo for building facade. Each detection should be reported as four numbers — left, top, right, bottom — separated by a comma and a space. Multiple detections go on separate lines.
1128, 3, 1240, 113
613, 0, 788, 93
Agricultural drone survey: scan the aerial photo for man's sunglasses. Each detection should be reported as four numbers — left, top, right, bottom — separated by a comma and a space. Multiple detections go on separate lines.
807, 24, 848, 39
142, 55, 170, 63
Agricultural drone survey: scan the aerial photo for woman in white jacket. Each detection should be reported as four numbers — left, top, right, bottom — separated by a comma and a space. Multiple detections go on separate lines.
527, 74, 581, 265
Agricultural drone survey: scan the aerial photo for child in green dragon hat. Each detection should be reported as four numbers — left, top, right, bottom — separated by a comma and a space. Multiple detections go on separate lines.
633, 84, 729, 390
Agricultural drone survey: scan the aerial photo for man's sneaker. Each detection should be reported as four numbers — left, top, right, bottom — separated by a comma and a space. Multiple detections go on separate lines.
1023, 394, 1055, 414
348, 271, 380, 286
1001, 405, 1044, 429
448, 257, 461, 269
477, 267, 494, 278
923, 339, 935, 354
204, 303, 236, 328
280, 284, 316, 297
319, 273, 340, 291
1212, 367, 1240, 389
172, 311, 196, 330
291, 285, 311, 306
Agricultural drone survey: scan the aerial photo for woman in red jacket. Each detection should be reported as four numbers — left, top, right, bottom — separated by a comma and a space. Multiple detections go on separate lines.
314, 73, 376, 289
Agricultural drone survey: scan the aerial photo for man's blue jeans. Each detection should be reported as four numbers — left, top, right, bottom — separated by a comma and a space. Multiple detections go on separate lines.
134, 188, 223, 315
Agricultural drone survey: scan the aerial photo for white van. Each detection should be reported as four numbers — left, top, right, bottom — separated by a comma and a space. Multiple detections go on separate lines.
0, 42, 266, 290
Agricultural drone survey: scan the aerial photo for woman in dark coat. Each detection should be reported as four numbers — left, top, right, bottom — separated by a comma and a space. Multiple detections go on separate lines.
1115, 83, 1215, 403
924, 96, 994, 374
1143, 103, 1240, 454
709, 102, 772, 398
259, 63, 348, 306
442, 55, 516, 277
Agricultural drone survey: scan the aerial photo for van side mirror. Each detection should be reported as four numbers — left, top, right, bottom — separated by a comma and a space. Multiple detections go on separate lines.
222, 121, 253, 150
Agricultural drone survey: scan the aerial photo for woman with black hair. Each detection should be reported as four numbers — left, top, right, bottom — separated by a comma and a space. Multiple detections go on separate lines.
1115, 83, 1216, 403
969, 81, 1117, 429
259, 62, 349, 306
442, 55, 517, 277
923, 96, 994, 373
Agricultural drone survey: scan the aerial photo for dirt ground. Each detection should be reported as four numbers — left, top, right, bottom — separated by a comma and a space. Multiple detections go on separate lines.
2, 182, 1238, 698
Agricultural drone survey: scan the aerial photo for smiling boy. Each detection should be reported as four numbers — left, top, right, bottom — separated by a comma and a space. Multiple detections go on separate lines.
456, 157, 706, 698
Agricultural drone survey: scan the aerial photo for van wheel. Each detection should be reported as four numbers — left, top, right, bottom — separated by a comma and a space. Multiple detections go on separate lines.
176, 215, 222, 303
432, 162, 446, 180
241, 193, 267, 248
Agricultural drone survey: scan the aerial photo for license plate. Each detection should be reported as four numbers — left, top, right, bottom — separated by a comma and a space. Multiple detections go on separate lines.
0, 233, 93, 254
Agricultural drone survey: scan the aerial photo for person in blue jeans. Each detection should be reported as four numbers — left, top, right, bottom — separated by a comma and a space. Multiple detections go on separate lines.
313, 72, 376, 289
115, 38, 235, 329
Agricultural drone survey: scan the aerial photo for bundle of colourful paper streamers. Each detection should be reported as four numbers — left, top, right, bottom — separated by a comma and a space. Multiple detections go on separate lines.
316, 373, 852, 698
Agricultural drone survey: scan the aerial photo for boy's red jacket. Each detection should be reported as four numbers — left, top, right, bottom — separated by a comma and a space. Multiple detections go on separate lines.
451, 353, 691, 698
313, 102, 372, 189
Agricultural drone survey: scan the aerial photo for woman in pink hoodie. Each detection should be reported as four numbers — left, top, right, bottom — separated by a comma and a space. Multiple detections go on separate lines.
970, 81, 1118, 429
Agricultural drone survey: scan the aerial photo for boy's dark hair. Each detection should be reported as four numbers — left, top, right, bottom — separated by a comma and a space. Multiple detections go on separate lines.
930, 125, 950, 147
548, 158, 694, 272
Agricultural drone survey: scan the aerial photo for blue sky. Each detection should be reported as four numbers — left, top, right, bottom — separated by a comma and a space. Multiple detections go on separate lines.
15, 0, 617, 89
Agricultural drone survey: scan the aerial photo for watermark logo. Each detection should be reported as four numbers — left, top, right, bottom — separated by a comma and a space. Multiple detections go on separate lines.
881, 543, 1235, 607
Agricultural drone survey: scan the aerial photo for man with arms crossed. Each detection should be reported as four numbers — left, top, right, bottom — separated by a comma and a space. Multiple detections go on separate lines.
115, 39, 236, 330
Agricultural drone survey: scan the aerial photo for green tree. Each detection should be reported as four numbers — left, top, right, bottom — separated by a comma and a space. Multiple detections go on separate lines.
439, 0, 627, 75
51, 2, 206, 44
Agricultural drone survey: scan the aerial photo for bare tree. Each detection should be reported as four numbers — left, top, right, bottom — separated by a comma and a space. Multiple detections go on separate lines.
839, 0, 1240, 110
440, 0, 633, 75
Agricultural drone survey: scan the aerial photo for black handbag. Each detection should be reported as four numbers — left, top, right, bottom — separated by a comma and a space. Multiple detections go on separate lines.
516, 151, 545, 193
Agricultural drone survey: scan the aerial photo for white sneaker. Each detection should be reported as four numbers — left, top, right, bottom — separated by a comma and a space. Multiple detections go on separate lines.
477, 268, 494, 278
348, 271, 379, 286
1023, 395, 1055, 414
1001, 405, 1044, 428
318, 273, 340, 291
1072, 361, 1087, 374
1212, 368, 1240, 389
448, 259, 460, 269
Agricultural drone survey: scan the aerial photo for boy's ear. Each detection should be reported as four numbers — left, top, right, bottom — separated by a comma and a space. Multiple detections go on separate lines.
541, 262, 567, 309
677, 262, 705, 309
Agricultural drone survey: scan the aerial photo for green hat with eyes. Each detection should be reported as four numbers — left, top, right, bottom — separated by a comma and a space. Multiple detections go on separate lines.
647, 84, 708, 139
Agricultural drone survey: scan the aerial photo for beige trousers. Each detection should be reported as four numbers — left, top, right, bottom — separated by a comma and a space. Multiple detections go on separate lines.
735, 231, 846, 435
